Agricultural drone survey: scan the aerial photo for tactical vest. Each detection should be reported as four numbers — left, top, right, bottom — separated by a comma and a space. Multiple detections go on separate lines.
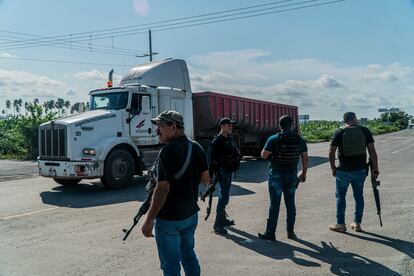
339, 126, 366, 157
271, 132, 301, 167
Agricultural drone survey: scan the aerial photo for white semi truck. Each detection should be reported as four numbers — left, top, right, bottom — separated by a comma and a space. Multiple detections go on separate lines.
38, 58, 194, 189
38, 58, 299, 189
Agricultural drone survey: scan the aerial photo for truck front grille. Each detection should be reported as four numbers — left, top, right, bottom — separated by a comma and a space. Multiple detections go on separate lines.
39, 124, 67, 160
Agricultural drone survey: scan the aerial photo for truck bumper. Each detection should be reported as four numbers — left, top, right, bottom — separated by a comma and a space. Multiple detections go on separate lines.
38, 160, 103, 179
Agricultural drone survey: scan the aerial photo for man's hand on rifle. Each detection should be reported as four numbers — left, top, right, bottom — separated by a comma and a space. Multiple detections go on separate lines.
207, 182, 215, 192
142, 217, 154, 238
371, 169, 380, 179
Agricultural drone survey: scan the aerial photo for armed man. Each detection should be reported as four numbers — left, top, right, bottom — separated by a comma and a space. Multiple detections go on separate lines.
258, 115, 308, 241
141, 110, 211, 276
208, 117, 241, 235
329, 112, 379, 233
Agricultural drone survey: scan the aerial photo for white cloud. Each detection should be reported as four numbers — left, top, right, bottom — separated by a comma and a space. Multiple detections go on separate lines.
0, 53, 16, 58
132, 0, 150, 16
316, 74, 344, 88
65, 88, 78, 96
74, 69, 106, 81
0, 68, 65, 96
74, 69, 122, 86
189, 50, 414, 119
0, 68, 71, 111
362, 63, 413, 83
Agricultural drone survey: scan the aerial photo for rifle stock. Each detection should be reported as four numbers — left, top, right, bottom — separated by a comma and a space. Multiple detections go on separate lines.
122, 197, 152, 241
369, 158, 383, 227
200, 172, 220, 220
122, 166, 157, 241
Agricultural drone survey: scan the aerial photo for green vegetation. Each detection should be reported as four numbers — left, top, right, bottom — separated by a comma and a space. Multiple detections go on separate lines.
0, 97, 412, 158
300, 111, 411, 143
0, 98, 84, 159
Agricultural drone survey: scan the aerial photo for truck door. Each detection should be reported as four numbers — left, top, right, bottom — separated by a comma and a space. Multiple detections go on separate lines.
129, 93, 153, 139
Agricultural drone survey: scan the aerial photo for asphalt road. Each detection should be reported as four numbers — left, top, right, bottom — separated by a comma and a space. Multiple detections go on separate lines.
0, 130, 413, 276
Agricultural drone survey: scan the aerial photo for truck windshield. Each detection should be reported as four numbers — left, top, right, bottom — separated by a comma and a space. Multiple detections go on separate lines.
90, 92, 129, 110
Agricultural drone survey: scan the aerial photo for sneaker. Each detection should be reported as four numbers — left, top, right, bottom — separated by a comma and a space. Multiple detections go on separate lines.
350, 222, 362, 232
258, 232, 276, 241
329, 224, 347, 233
287, 231, 297, 239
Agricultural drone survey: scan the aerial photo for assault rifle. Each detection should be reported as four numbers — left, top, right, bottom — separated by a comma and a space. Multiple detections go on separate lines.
122, 166, 157, 241
200, 172, 220, 221
368, 159, 383, 227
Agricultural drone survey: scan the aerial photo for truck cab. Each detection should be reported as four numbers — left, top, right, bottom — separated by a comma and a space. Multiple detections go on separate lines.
38, 58, 193, 189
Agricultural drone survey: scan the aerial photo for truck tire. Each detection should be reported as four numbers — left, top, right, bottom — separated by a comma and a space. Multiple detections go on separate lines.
101, 149, 134, 189
54, 178, 81, 186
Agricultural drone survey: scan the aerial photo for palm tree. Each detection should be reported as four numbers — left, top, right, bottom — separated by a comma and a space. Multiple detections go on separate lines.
64, 100, 71, 115
33, 98, 39, 105
13, 99, 21, 114
24, 102, 29, 114
48, 100, 55, 113
55, 98, 65, 116
17, 99, 23, 112
5, 100, 11, 116
43, 102, 49, 113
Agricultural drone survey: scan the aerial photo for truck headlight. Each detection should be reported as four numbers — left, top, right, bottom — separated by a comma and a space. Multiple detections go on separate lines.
83, 148, 97, 156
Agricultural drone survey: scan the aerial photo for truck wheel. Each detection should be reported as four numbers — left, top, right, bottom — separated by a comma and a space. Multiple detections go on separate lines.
101, 149, 134, 189
54, 178, 81, 186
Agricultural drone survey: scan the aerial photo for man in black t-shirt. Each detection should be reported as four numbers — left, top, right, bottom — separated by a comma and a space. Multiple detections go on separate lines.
209, 117, 240, 235
329, 112, 379, 233
141, 110, 210, 276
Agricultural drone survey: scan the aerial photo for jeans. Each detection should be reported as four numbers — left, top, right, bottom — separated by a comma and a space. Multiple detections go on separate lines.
335, 169, 366, 224
216, 167, 233, 214
266, 171, 298, 233
155, 213, 200, 276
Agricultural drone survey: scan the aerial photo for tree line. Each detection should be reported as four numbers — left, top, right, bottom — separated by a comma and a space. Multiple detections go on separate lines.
1, 98, 88, 117
0, 97, 412, 159
0, 98, 86, 159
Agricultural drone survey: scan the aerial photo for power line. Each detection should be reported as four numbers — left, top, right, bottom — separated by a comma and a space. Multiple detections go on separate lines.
0, 0, 346, 51
0, 31, 147, 56
0, 55, 134, 67
0, 0, 301, 46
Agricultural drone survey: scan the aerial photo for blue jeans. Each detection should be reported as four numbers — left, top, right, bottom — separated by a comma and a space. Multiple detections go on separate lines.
155, 213, 200, 276
335, 169, 366, 224
266, 171, 298, 233
216, 167, 233, 214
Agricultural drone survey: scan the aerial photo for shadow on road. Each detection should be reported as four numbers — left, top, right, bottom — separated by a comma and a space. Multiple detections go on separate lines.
224, 227, 399, 275
40, 177, 255, 208
236, 156, 330, 183
40, 177, 149, 208
345, 231, 414, 259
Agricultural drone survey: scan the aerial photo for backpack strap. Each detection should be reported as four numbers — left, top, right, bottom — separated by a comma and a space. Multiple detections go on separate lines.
171, 138, 193, 181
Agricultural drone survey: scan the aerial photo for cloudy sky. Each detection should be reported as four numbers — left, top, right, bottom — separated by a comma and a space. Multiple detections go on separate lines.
0, 0, 413, 119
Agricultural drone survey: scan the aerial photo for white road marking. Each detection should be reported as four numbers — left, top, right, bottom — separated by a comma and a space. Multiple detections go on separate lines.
392, 143, 414, 154
0, 207, 59, 220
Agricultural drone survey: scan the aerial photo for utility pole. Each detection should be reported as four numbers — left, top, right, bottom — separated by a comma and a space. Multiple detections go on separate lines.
149, 29, 152, 62
135, 29, 158, 61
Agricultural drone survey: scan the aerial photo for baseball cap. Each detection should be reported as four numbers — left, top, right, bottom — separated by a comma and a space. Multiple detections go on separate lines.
151, 110, 184, 127
218, 117, 236, 126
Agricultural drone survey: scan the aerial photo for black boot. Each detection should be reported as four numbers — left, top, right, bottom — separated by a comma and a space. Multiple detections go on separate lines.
258, 232, 276, 241
288, 231, 298, 240
213, 212, 228, 235
287, 229, 297, 239
258, 219, 276, 241
223, 211, 235, 226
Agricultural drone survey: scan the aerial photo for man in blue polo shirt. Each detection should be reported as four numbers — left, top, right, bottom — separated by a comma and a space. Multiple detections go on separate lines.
258, 115, 308, 241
